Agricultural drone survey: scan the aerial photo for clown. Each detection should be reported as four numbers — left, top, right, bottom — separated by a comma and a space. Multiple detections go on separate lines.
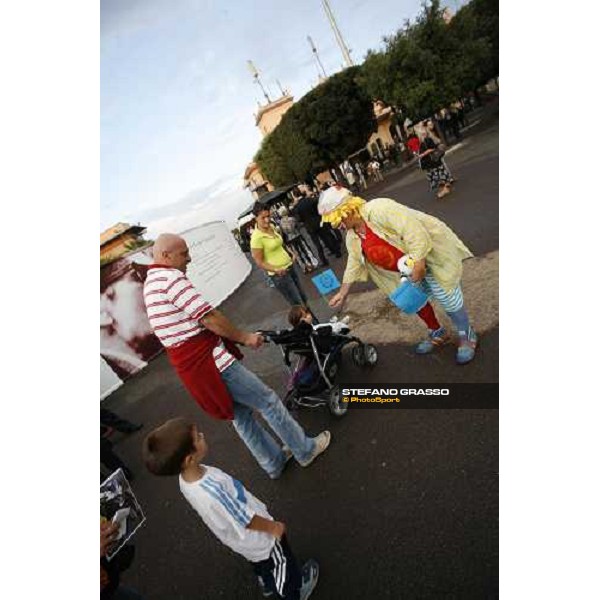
318, 186, 477, 364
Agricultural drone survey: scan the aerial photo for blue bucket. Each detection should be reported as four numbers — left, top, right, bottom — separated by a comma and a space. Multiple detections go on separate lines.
389, 278, 429, 314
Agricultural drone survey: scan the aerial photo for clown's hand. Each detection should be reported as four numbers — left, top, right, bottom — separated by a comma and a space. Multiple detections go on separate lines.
410, 259, 426, 283
329, 291, 347, 308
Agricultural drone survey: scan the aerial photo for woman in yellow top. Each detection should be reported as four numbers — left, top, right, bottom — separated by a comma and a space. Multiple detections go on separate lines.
318, 186, 477, 365
250, 203, 313, 312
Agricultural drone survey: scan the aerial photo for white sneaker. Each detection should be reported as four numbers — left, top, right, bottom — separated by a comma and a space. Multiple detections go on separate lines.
299, 559, 319, 600
298, 431, 331, 467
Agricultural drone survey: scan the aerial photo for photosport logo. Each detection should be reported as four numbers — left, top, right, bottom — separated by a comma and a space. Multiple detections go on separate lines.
338, 384, 499, 409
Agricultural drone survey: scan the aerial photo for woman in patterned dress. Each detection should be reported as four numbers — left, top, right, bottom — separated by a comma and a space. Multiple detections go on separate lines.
418, 121, 454, 199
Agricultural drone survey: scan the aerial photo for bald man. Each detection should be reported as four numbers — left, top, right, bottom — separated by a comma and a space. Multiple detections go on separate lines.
143, 234, 331, 479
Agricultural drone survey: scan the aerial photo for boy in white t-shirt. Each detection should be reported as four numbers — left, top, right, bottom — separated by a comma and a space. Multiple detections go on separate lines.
143, 417, 319, 600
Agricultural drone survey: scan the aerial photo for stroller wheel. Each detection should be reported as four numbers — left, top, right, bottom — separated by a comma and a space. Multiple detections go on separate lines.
352, 345, 366, 367
363, 344, 378, 366
324, 359, 339, 382
328, 387, 348, 417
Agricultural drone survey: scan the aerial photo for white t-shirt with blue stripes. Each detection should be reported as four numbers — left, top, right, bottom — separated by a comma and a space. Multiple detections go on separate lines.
179, 465, 275, 563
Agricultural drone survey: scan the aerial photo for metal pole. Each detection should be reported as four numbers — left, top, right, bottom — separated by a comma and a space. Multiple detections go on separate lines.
307, 35, 327, 78
247, 60, 271, 103
321, 0, 353, 68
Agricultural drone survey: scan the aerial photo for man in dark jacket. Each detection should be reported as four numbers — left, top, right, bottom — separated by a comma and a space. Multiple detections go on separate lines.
292, 192, 341, 266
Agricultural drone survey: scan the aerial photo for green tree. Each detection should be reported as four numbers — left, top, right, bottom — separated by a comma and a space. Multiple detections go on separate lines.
356, 48, 396, 107
356, 0, 498, 120
450, 0, 498, 86
254, 132, 296, 187
255, 67, 377, 183
288, 66, 377, 166
255, 1, 499, 182
255, 119, 323, 186
277, 115, 325, 182
356, 2, 458, 119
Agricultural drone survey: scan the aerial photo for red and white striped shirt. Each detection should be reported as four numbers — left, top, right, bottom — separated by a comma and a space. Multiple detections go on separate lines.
143, 266, 235, 372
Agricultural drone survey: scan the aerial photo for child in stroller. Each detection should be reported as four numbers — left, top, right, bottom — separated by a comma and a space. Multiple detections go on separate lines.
260, 306, 378, 417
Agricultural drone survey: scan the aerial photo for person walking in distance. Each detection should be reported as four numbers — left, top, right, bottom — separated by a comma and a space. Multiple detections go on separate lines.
292, 192, 341, 267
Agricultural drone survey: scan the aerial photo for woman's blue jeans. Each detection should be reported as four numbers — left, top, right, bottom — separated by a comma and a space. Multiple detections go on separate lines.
220, 361, 315, 477
270, 265, 309, 306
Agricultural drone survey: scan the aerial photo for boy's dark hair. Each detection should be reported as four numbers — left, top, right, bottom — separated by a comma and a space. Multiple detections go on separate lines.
288, 305, 308, 327
252, 201, 269, 217
142, 417, 195, 476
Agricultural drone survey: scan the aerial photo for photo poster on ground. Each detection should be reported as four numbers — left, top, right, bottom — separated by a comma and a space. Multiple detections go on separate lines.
100, 468, 146, 561
182, 221, 252, 308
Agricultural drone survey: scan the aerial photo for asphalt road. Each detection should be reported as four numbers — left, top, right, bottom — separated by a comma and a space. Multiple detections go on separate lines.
103, 100, 499, 600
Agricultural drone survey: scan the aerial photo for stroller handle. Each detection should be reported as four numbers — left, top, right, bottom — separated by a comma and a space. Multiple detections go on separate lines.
257, 329, 278, 343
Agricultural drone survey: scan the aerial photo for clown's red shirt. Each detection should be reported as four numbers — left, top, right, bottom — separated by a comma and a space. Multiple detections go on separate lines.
360, 224, 404, 271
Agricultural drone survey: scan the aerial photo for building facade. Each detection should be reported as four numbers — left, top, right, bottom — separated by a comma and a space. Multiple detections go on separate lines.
366, 100, 404, 158
243, 162, 274, 200
243, 94, 295, 199
100, 223, 149, 262
255, 94, 294, 136
243, 92, 406, 196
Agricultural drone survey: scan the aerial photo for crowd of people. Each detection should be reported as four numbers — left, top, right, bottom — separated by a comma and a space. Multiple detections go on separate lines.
100, 175, 479, 599
247, 184, 344, 305
101, 92, 486, 599
239, 95, 480, 249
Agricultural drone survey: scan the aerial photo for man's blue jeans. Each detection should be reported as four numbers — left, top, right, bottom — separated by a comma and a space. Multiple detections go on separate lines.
221, 361, 316, 477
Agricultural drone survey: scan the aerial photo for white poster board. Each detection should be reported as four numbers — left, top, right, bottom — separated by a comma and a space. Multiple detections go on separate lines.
100, 356, 123, 400
181, 221, 252, 307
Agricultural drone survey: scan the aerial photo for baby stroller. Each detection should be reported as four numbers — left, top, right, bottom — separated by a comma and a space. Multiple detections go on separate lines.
260, 319, 378, 417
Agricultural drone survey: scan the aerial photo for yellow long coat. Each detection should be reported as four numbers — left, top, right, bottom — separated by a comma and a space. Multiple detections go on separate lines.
342, 198, 473, 295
